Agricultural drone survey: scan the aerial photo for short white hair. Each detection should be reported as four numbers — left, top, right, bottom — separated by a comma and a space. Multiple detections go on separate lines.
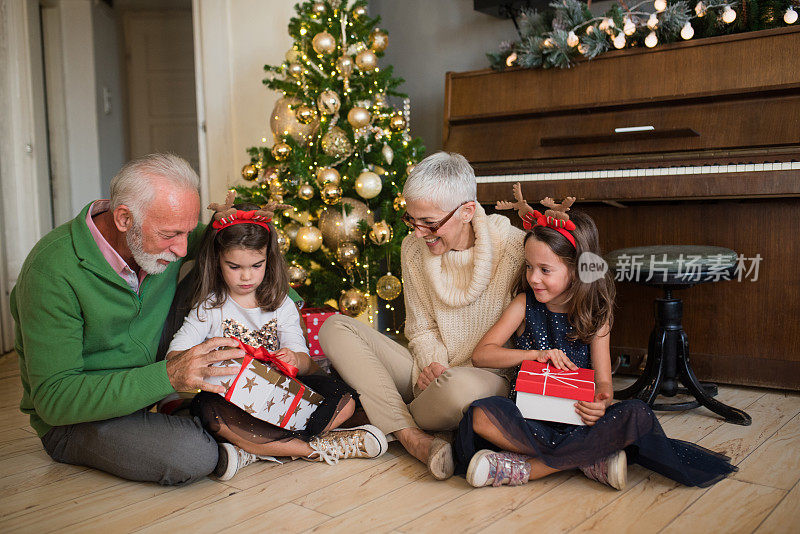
110, 153, 199, 221
403, 152, 477, 212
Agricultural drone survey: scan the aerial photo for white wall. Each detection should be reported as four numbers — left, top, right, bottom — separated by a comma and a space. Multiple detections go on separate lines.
193, 0, 297, 212
369, 0, 516, 152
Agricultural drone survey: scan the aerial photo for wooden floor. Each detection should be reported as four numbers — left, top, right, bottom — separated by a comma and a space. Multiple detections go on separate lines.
1, 350, 798, 533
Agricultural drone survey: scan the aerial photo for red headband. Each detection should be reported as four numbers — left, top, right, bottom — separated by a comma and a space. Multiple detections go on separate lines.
522, 211, 576, 248
212, 210, 272, 232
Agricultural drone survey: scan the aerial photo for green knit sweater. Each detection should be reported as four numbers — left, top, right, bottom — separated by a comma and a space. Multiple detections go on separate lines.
10, 203, 207, 437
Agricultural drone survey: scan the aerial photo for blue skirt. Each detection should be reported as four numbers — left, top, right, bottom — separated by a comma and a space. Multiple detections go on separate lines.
454, 396, 736, 488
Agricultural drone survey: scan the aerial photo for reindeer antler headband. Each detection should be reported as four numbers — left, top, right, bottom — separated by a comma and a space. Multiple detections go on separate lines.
496, 183, 577, 248
208, 191, 291, 232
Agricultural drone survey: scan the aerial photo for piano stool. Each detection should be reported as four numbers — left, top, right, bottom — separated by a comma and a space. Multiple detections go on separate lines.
605, 245, 752, 426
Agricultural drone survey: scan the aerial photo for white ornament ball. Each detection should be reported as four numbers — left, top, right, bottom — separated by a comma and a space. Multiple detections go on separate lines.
347, 107, 371, 129
355, 171, 382, 199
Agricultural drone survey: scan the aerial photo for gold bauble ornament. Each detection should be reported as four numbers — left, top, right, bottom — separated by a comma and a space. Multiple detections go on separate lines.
393, 194, 407, 212
311, 2, 326, 15
317, 90, 341, 115
352, 5, 368, 19
275, 227, 290, 254
287, 62, 304, 77
373, 165, 386, 175
318, 197, 375, 248
312, 31, 336, 55
376, 273, 402, 301
355, 49, 378, 71
270, 97, 318, 145
369, 28, 388, 52
297, 183, 315, 200
406, 163, 417, 175
355, 171, 382, 199
339, 288, 368, 317
287, 263, 308, 288
283, 222, 300, 243
389, 114, 407, 131
285, 49, 302, 63
347, 107, 371, 129
272, 142, 292, 161
322, 183, 343, 205
295, 105, 317, 125
369, 220, 393, 245
381, 144, 394, 165
316, 167, 341, 185
295, 225, 323, 253
241, 164, 258, 181
336, 55, 354, 77
335, 242, 359, 265
320, 126, 352, 158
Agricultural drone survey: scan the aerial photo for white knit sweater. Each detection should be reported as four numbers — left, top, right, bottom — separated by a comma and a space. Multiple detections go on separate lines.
401, 204, 525, 393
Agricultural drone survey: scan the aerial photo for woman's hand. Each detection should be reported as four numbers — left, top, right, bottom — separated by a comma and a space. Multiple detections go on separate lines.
273, 348, 300, 370
575, 391, 612, 426
416, 362, 447, 392
530, 349, 578, 370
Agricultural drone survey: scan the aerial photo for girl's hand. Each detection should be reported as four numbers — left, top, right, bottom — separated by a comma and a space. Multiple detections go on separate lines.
575, 392, 611, 426
531, 349, 578, 370
273, 348, 300, 370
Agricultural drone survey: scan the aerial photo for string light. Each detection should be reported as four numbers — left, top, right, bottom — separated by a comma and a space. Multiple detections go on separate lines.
680, 21, 695, 39
647, 13, 659, 29
786, 7, 799, 24
695, 1, 707, 16
613, 33, 626, 49
567, 31, 579, 47
623, 17, 636, 36
722, 5, 737, 23
645, 31, 658, 48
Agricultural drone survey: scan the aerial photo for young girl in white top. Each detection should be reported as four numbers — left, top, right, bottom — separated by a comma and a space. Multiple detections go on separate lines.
168, 196, 386, 480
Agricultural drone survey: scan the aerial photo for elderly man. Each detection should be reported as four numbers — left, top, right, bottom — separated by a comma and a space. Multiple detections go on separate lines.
10, 154, 250, 485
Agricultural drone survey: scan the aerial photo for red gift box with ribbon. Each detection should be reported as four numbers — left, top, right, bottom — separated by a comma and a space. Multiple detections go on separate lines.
301, 306, 339, 364
207, 337, 324, 431
515, 360, 595, 426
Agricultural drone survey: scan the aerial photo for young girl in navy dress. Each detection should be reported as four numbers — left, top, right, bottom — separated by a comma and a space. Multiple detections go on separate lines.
454, 187, 736, 489
168, 194, 387, 480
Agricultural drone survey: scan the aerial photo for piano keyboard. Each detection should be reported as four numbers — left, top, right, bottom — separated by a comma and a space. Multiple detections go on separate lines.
477, 161, 800, 183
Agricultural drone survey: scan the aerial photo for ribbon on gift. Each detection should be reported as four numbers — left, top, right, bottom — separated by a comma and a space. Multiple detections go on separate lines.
518, 363, 594, 398
224, 337, 306, 428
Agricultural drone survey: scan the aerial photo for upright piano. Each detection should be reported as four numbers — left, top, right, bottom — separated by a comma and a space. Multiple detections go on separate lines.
444, 27, 800, 390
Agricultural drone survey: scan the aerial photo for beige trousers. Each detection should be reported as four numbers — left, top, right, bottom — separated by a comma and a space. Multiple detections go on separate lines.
318, 315, 509, 434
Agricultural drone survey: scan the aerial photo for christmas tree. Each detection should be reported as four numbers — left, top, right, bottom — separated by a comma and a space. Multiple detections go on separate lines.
234, 0, 425, 318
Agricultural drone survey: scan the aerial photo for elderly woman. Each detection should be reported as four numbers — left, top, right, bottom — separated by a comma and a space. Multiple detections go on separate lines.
319, 152, 524, 479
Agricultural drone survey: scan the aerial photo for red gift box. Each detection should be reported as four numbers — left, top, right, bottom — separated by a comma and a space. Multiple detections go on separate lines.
301, 307, 339, 361
515, 360, 595, 425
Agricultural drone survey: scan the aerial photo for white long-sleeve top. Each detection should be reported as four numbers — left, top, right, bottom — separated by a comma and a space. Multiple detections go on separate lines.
168, 294, 308, 355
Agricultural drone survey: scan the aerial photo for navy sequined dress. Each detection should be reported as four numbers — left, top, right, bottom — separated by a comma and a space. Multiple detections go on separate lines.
453, 290, 737, 487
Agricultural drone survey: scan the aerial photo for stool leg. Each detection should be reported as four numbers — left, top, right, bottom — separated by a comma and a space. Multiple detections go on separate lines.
615, 327, 662, 400
676, 330, 752, 426
638, 329, 666, 405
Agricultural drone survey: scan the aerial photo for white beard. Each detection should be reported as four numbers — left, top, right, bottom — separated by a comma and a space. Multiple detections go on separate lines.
126, 222, 179, 275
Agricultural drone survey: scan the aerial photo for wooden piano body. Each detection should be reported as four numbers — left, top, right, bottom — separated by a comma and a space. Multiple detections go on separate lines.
443, 27, 800, 390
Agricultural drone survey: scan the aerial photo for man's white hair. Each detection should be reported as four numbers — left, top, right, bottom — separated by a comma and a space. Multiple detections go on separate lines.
403, 152, 477, 212
110, 153, 200, 222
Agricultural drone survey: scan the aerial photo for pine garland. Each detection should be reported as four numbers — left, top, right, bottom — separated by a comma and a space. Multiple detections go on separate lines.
489, 0, 799, 70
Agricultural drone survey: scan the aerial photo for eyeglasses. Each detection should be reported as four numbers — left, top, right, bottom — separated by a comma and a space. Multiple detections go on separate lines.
401, 202, 469, 234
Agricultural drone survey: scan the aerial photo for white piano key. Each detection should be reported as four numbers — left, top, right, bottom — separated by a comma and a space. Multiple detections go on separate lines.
781, 161, 792, 170
737, 164, 746, 172
755, 163, 764, 171
791, 161, 800, 170
744, 164, 755, 172
764, 163, 773, 171
701, 166, 711, 174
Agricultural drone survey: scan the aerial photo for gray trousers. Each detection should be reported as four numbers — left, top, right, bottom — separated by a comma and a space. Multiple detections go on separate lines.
41, 408, 219, 486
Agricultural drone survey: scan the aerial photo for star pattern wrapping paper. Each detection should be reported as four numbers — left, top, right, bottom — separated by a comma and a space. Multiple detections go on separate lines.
205, 319, 324, 430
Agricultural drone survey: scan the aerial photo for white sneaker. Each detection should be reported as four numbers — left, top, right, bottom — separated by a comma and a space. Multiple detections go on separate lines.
580, 450, 627, 490
214, 443, 261, 481
307, 424, 388, 465
466, 449, 531, 487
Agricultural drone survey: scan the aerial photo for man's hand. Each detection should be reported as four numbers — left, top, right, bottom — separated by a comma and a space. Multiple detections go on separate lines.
416, 362, 447, 392
165, 337, 244, 394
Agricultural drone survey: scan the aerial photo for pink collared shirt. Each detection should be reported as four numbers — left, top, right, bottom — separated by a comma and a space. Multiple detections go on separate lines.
86, 200, 147, 294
